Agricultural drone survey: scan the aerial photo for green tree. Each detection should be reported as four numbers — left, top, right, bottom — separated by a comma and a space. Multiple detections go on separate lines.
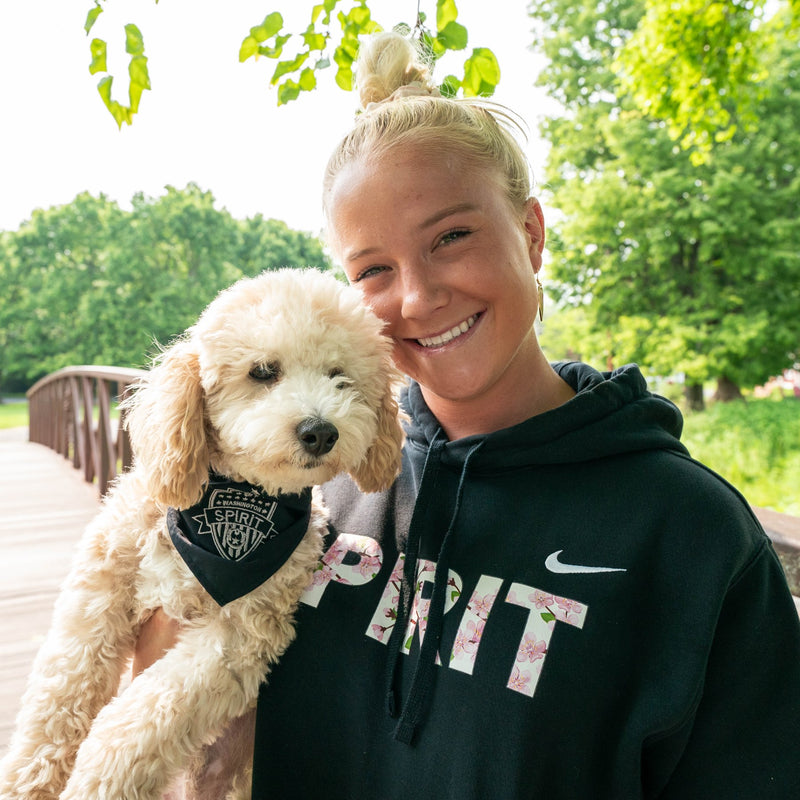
0, 193, 127, 381
237, 215, 330, 275
0, 186, 331, 387
533, 0, 800, 407
615, 0, 800, 159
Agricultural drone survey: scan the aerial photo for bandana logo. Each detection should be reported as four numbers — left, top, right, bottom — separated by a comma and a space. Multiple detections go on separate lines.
193, 486, 278, 561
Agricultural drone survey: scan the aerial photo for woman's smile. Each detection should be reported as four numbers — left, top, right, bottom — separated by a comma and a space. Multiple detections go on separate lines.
413, 312, 481, 349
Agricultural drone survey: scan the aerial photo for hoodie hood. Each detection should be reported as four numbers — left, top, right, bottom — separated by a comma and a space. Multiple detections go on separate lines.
402, 361, 688, 469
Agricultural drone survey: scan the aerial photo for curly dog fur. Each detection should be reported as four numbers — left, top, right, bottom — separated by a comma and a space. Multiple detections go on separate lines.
0, 269, 404, 800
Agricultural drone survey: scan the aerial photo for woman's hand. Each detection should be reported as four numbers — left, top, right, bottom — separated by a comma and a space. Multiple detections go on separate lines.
132, 608, 181, 677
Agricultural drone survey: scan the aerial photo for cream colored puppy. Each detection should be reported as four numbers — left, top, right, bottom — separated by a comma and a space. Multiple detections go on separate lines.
0, 269, 404, 800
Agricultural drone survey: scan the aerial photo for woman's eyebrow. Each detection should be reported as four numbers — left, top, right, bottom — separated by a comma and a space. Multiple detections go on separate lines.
345, 245, 380, 263
419, 203, 477, 230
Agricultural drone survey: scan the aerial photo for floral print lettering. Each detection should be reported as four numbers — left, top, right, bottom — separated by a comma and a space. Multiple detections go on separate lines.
505, 583, 588, 698
366, 555, 405, 643
301, 533, 383, 608
449, 575, 503, 675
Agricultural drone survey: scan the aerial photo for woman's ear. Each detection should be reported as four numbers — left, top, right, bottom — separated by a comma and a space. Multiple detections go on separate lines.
124, 340, 209, 508
523, 197, 546, 266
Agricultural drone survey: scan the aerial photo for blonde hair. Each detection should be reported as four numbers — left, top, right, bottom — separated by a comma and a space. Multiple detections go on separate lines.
322, 31, 533, 219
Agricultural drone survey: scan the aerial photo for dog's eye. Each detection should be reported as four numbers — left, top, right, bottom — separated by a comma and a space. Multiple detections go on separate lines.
328, 367, 349, 390
249, 362, 281, 384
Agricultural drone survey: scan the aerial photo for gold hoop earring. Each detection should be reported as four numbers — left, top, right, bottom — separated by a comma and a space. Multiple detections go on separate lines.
536, 277, 544, 321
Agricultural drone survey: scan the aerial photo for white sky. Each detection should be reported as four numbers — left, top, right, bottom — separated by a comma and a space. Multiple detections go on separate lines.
0, 1, 555, 237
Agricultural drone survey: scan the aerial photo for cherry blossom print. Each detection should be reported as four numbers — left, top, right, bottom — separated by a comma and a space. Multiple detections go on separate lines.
302, 533, 384, 608
532, 590, 556, 610
554, 595, 586, 622
505, 581, 588, 698
516, 633, 548, 663
366, 554, 405, 642
449, 575, 503, 675
508, 666, 533, 694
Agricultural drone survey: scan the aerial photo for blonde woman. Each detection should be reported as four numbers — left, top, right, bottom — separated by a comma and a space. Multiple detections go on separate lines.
141, 31, 800, 799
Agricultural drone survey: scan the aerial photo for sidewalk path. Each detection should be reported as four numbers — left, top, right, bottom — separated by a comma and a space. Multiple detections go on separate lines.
0, 428, 100, 752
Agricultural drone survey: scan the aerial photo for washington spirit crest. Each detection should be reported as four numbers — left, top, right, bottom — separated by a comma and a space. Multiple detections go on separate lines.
192, 486, 279, 561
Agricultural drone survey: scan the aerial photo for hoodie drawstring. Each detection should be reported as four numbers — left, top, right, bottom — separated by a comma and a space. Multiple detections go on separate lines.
384, 435, 444, 719
385, 438, 484, 745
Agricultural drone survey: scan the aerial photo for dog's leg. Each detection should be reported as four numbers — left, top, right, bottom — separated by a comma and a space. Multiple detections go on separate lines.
0, 572, 137, 800
58, 624, 265, 800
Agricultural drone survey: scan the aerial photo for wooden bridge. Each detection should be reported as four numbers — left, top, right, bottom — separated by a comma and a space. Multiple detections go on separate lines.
0, 366, 141, 753
0, 426, 101, 751
1, 366, 799, 756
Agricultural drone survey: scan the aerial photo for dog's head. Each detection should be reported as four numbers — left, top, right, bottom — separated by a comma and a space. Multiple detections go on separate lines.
125, 269, 405, 508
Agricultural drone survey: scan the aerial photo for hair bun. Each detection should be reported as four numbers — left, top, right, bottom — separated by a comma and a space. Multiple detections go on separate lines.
355, 31, 436, 111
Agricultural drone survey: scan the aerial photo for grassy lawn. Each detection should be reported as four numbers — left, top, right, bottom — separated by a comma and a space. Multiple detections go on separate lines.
0, 399, 122, 432
682, 398, 800, 516
0, 400, 28, 430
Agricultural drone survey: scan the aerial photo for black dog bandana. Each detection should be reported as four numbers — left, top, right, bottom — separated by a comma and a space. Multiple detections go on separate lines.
167, 475, 312, 606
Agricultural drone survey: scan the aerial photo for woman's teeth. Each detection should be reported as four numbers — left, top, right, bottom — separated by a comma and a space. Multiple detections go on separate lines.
417, 314, 478, 348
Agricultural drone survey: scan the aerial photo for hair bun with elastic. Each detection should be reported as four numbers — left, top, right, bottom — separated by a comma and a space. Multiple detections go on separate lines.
356, 31, 438, 112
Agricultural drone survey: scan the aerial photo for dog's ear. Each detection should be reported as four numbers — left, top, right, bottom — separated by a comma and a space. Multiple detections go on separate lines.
351, 380, 405, 494
124, 340, 209, 508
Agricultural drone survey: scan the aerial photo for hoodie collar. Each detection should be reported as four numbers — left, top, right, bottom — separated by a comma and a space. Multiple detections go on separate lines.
401, 362, 688, 469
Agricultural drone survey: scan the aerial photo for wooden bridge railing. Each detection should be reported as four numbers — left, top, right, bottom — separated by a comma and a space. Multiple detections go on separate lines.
26, 366, 146, 496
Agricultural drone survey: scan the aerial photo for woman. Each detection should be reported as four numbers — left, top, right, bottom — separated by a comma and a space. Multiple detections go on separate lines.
143, 31, 800, 799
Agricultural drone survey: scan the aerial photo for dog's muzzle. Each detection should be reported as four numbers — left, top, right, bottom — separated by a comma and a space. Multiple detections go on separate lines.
296, 417, 339, 457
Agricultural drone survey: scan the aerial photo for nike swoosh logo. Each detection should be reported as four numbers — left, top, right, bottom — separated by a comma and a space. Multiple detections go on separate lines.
545, 550, 627, 574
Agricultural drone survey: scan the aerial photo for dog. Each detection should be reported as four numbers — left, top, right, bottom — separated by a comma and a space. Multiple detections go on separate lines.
0, 268, 404, 800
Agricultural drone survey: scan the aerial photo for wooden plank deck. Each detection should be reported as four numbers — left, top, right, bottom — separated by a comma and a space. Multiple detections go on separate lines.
0, 427, 100, 754
0, 428, 798, 757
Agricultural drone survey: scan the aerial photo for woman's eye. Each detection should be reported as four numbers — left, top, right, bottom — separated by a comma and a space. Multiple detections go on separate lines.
249, 361, 281, 384
354, 264, 388, 283
438, 228, 471, 247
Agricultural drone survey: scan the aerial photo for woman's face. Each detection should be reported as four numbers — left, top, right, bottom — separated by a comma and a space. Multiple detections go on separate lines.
327, 144, 545, 416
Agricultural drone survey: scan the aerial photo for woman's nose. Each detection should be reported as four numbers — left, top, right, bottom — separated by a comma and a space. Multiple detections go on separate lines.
399, 264, 448, 319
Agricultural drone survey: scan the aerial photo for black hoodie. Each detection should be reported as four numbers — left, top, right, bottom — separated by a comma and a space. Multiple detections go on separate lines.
252, 362, 800, 799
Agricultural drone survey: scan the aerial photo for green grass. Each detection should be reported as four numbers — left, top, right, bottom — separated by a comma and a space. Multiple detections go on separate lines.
0, 399, 121, 431
682, 398, 800, 516
0, 399, 29, 429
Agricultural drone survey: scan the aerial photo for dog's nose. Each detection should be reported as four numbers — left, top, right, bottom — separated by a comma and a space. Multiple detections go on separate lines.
296, 418, 339, 457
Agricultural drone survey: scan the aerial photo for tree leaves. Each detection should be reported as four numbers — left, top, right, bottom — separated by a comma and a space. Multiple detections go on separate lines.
84, 2, 104, 36
243, 0, 500, 105
88, 38, 107, 75
614, 0, 772, 162
85, 2, 153, 129
462, 47, 500, 96
238, 12, 287, 61
238, 1, 383, 102
81, 1, 501, 122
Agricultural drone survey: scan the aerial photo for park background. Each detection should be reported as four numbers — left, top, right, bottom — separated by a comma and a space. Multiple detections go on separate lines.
1, 0, 799, 514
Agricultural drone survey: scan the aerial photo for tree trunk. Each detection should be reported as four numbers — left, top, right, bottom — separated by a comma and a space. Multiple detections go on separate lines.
713, 376, 743, 402
684, 383, 705, 411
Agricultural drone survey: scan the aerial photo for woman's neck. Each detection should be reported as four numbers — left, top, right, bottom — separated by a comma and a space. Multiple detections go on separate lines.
421, 350, 576, 441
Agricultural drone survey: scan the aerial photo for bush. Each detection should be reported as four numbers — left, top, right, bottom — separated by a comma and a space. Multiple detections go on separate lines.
681, 398, 800, 515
